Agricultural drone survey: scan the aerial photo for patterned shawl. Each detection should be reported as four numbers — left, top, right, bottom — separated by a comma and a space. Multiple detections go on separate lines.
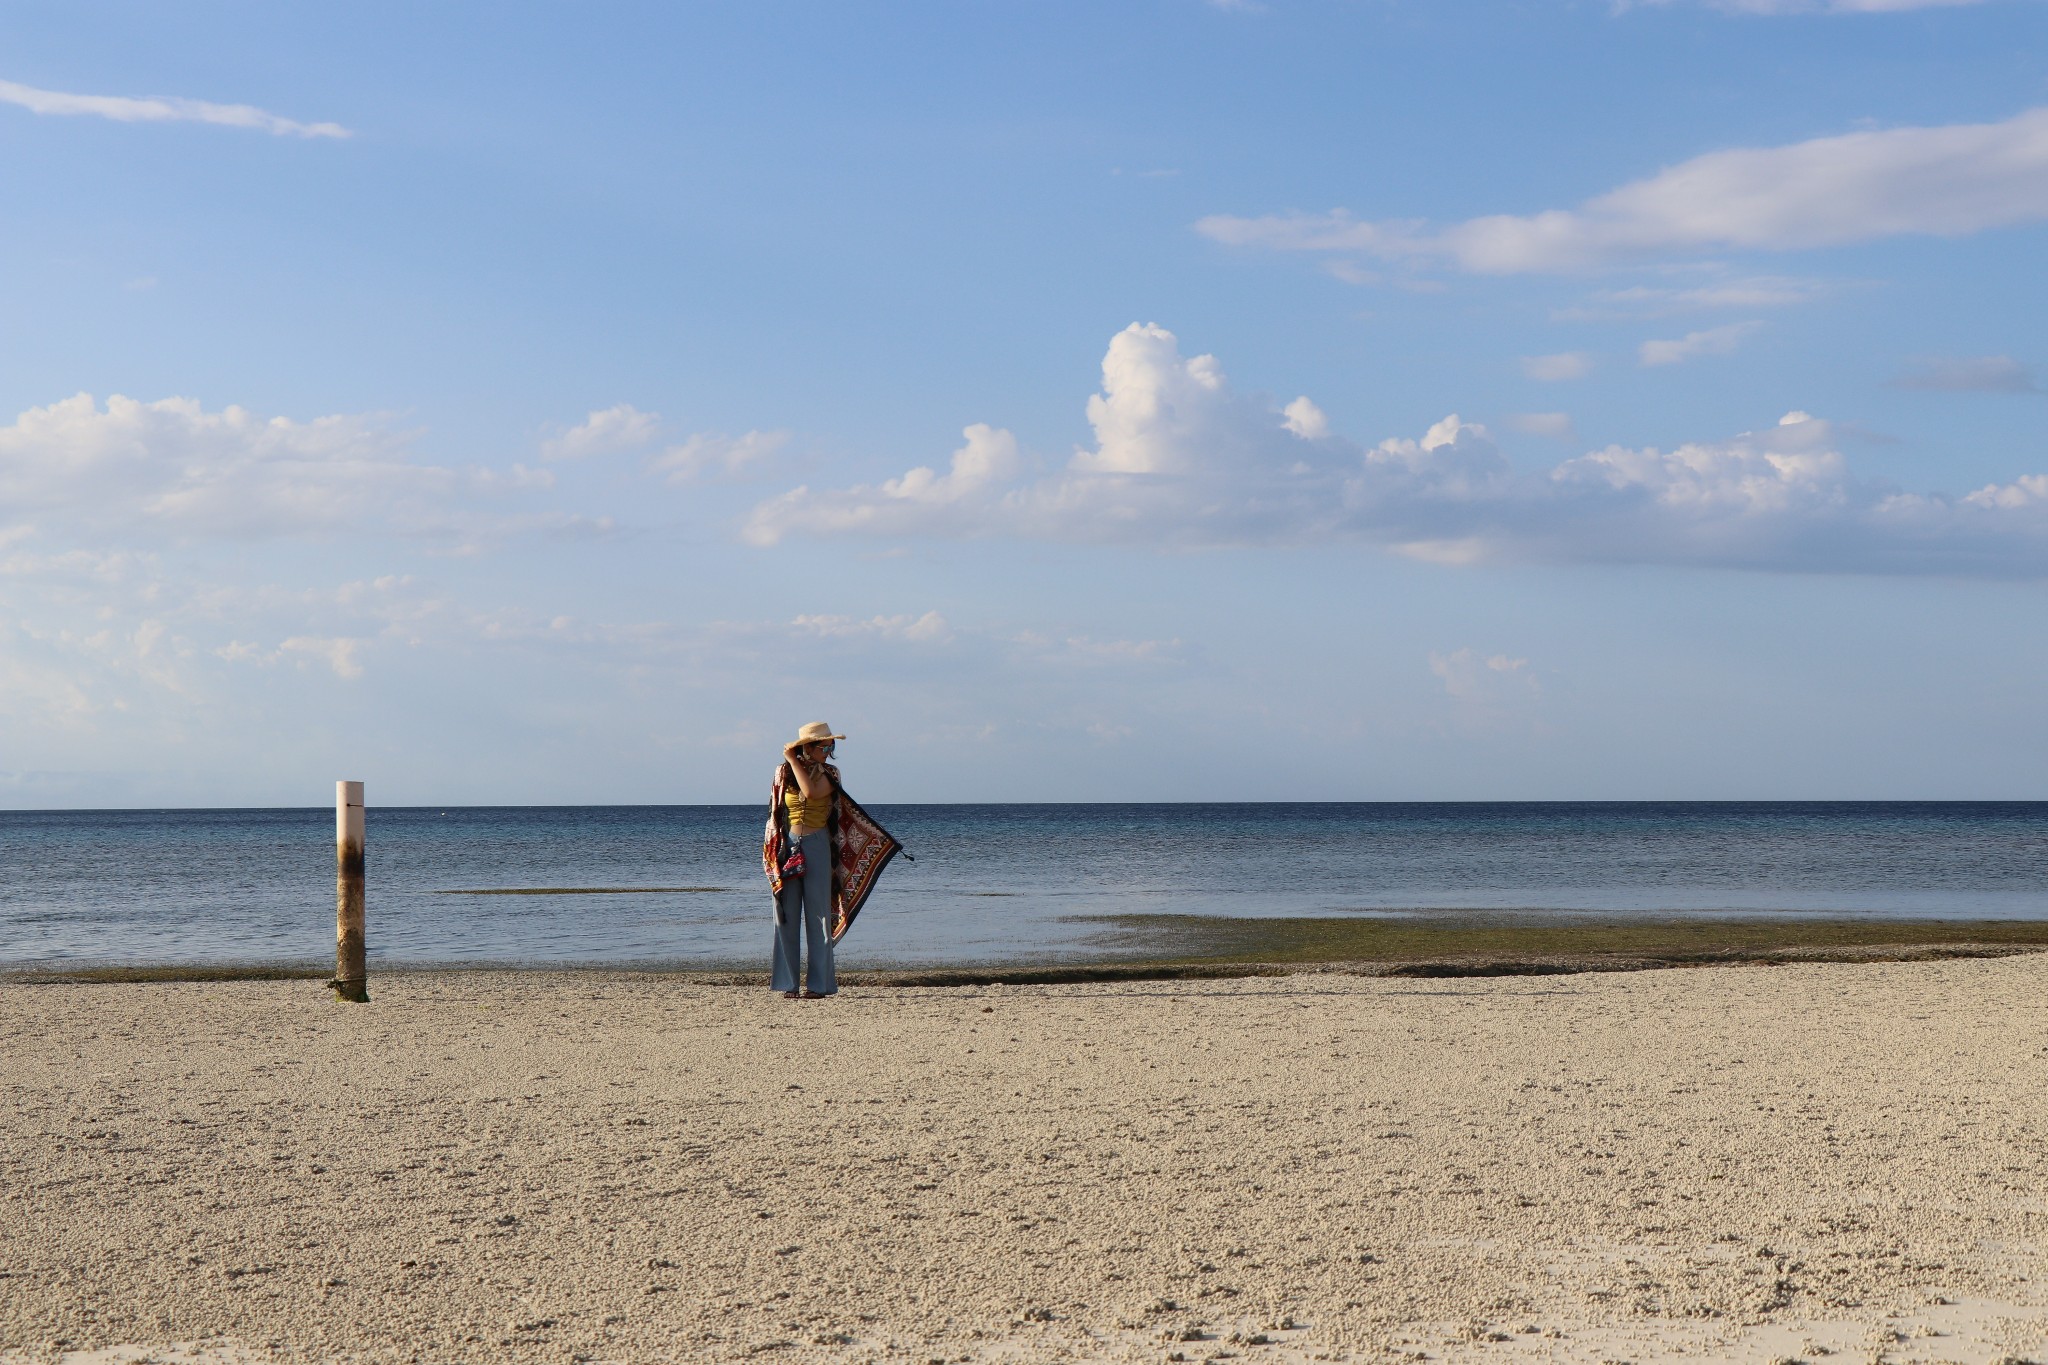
762, 763, 907, 944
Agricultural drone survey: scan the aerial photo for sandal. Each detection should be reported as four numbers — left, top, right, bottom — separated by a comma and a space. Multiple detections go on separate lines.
782, 989, 800, 1000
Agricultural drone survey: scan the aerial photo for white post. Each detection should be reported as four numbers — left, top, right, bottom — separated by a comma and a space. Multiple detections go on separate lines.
332, 780, 367, 1002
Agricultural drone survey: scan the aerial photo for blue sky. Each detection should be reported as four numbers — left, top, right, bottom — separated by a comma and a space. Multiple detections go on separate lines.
3, 0, 2046, 806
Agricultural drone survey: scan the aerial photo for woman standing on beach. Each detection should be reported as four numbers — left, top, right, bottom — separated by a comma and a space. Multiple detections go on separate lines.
767, 722, 843, 999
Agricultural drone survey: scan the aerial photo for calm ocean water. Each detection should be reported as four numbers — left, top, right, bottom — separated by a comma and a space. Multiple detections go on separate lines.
3, 803, 2047, 970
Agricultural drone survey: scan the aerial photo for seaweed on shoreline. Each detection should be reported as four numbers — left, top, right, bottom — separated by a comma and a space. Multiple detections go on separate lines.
8, 914, 2048, 986
1072, 911, 2048, 966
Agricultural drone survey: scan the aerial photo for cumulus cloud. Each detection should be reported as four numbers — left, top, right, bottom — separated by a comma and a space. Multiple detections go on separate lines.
746, 425, 1023, 543
0, 392, 580, 545
1962, 473, 2048, 510
1639, 321, 1764, 366
1521, 352, 1594, 382
1282, 397, 1331, 439
0, 77, 349, 138
1197, 107, 2048, 274
541, 404, 662, 460
746, 322, 2048, 577
1890, 355, 2043, 393
747, 325, 1397, 548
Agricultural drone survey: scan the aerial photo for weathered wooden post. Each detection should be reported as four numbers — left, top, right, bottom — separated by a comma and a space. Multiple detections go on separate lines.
330, 780, 368, 1002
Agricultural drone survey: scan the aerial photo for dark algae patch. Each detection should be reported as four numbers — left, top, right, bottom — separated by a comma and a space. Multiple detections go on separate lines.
1074, 913, 2048, 970
3, 962, 330, 985
9, 916, 2048, 988
757, 915, 2048, 988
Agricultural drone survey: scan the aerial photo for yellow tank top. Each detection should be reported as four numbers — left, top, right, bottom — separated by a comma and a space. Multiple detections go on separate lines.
784, 783, 832, 830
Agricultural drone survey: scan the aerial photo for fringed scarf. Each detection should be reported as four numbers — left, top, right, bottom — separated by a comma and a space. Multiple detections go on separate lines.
762, 762, 908, 944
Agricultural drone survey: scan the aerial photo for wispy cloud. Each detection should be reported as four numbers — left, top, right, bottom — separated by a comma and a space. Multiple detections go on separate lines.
746, 323, 2048, 577
1889, 355, 2043, 394
650, 430, 790, 483
1431, 648, 1536, 701
1429, 648, 1543, 733
1521, 352, 1594, 382
1638, 320, 1764, 367
0, 77, 349, 139
540, 404, 788, 481
540, 404, 662, 461
1620, 0, 1992, 12
790, 611, 951, 643
1556, 273, 1833, 320
1197, 107, 2048, 274
1506, 413, 1577, 440
276, 636, 367, 680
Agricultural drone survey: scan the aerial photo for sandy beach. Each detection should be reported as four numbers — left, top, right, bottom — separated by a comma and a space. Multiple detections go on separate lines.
4, 955, 2046, 1364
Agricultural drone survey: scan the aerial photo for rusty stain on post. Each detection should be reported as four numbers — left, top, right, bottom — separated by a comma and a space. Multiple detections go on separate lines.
330, 780, 367, 1002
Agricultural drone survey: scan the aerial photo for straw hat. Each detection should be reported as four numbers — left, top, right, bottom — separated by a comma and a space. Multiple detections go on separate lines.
784, 721, 846, 752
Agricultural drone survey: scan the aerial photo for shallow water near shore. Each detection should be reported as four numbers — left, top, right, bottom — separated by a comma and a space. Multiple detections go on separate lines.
4, 801, 2047, 970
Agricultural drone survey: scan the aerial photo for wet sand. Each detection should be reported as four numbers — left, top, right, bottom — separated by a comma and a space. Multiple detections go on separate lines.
3, 956, 2046, 1364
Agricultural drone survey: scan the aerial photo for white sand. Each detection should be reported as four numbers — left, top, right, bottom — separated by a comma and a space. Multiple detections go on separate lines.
3, 956, 2046, 1364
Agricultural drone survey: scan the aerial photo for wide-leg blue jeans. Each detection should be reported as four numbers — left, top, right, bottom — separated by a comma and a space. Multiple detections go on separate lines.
771, 830, 836, 995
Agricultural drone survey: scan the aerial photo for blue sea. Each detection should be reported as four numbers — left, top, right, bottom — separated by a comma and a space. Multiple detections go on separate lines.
3, 803, 2047, 970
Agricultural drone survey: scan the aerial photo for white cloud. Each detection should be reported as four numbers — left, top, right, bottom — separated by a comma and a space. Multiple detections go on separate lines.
1551, 411, 1848, 517
1366, 415, 1510, 498
1197, 107, 2048, 273
0, 392, 582, 545
746, 323, 2048, 577
745, 423, 1025, 543
1522, 352, 1594, 381
541, 404, 662, 460
650, 429, 790, 483
1507, 412, 1578, 440
0, 77, 349, 138
749, 325, 1392, 548
1963, 473, 2048, 510
1638, 320, 1764, 366
1282, 396, 1331, 439
1890, 355, 2043, 393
